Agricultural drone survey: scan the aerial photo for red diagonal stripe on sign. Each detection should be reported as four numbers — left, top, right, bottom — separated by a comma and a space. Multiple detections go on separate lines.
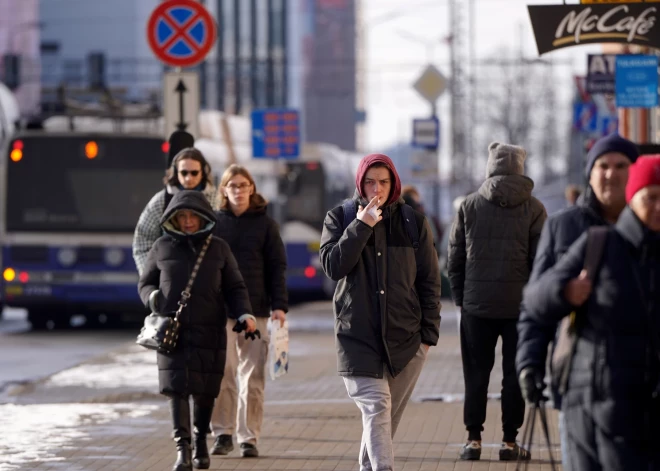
157, 10, 203, 56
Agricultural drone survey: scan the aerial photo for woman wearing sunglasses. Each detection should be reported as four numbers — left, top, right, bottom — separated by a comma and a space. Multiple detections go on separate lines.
210, 164, 288, 458
133, 147, 221, 276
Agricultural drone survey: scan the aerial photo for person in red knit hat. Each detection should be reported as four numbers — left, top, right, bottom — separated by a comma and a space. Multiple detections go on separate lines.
520, 154, 660, 470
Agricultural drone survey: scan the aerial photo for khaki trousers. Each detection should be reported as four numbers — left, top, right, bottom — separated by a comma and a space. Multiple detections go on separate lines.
211, 317, 270, 445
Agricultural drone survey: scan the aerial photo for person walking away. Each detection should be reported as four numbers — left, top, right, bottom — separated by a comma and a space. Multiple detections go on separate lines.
320, 153, 442, 471
138, 190, 256, 471
447, 142, 546, 461
210, 164, 288, 458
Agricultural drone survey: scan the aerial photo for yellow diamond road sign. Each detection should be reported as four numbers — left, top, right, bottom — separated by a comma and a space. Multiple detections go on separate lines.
413, 65, 447, 103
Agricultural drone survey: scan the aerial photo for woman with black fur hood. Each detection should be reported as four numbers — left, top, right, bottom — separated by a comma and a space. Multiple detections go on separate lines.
138, 190, 256, 471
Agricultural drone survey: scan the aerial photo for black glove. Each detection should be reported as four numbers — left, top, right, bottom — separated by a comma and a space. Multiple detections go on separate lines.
148, 289, 161, 313
519, 367, 546, 405
232, 320, 261, 341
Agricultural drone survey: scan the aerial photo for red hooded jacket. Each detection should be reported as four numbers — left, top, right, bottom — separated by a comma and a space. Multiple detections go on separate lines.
355, 153, 402, 206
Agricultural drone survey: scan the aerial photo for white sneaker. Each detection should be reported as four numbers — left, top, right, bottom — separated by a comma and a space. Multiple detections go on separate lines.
459, 440, 482, 460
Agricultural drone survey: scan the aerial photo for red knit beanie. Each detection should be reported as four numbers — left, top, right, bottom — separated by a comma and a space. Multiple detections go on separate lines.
625, 155, 660, 203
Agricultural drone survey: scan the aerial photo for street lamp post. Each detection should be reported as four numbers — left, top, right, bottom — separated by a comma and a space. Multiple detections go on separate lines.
395, 30, 445, 223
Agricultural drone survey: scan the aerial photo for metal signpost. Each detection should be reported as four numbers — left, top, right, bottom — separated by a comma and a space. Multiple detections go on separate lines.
163, 72, 200, 139
146, 0, 217, 138
412, 64, 447, 219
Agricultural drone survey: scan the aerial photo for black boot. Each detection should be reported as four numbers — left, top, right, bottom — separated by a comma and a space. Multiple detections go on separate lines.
173, 444, 192, 471
170, 396, 193, 471
192, 401, 213, 469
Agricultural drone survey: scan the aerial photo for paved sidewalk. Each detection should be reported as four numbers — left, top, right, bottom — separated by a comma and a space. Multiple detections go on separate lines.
0, 305, 562, 471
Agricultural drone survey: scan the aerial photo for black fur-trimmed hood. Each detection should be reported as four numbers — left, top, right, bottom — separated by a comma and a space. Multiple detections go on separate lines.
161, 190, 216, 240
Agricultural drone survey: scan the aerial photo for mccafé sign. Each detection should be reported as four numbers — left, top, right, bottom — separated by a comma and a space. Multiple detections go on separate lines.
528, 3, 660, 54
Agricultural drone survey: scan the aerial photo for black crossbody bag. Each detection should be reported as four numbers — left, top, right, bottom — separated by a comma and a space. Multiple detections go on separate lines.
136, 234, 212, 353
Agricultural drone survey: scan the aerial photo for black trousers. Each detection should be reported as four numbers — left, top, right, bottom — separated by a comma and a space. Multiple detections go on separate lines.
460, 313, 525, 443
169, 394, 215, 445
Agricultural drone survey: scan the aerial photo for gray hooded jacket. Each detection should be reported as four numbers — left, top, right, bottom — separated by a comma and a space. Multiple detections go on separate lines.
447, 142, 547, 319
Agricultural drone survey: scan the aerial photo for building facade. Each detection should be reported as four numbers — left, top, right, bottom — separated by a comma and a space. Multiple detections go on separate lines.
35, 0, 361, 150
0, 0, 40, 115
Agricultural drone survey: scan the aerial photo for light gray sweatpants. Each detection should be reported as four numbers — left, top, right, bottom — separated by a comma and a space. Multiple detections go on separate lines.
343, 344, 428, 471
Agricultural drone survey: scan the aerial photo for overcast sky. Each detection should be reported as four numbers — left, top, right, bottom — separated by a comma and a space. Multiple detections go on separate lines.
363, 0, 601, 154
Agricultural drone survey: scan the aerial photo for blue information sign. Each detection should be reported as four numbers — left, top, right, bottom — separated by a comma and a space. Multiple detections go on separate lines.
615, 55, 659, 108
251, 109, 300, 159
573, 102, 598, 133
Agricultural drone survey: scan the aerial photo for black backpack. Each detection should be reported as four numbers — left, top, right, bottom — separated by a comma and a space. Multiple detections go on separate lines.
341, 199, 420, 251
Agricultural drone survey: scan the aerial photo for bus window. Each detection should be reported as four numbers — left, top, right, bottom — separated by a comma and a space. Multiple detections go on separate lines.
282, 162, 325, 230
6, 135, 164, 233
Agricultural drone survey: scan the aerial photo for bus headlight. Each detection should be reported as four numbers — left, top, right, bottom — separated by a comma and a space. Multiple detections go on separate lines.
3, 268, 15, 282
57, 248, 77, 267
104, 248, 124, 267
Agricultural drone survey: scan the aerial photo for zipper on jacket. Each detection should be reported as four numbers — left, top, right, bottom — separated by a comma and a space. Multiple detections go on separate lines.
375, 223, 393, 376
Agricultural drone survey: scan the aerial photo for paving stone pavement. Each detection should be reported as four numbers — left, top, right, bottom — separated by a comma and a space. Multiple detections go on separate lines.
0, 304, 562, 471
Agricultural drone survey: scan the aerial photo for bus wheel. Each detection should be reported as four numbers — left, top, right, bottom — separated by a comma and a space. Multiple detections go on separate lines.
28, 310, 70, 331
28, 310, 55, 331
85, 312, 121, 328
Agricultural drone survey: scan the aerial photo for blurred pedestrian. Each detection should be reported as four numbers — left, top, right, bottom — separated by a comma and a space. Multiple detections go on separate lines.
517, 133, 639, 465
401, 185, 424, 212
402, 184, 444, 247
210, 164, 288, 458
564, 184, 582, 206
320, 153, 442, 471
132, 145, 220, 275
521, 156, 660, 471
448, 142, 546, 461
138, 190, 255, 471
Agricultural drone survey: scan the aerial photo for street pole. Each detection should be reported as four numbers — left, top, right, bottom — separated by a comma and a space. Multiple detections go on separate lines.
216, 0, 225, 111
395, 30, 444, 222
468, 0, 476, 189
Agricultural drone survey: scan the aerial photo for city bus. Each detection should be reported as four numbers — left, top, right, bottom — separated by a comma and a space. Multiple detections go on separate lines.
195, 138, 356, 298
0, 131, 167, 329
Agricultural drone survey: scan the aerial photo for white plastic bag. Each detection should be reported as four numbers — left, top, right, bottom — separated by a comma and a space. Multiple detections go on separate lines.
268, 318, 289, 380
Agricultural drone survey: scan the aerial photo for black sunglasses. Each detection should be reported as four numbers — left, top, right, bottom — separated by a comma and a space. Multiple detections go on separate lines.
179, 170, 200, 177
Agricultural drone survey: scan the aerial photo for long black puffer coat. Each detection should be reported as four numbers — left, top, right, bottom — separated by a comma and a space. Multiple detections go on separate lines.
138, 190, 252, 398
214, 194, 288, 318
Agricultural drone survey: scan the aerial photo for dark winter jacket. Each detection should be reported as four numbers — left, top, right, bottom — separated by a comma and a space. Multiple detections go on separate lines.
522, 206, 660, 440
447, 173, 546, 319
517, 188, 606, 377
320, 154, 442, 379
138, 191, 252, 398
214, 195, 288, 318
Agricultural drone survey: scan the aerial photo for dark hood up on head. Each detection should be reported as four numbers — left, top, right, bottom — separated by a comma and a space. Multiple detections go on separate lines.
478, 174, 534, 208
355, 153, 402, 207
161, 190, 216, 239
486, 142, 526, 178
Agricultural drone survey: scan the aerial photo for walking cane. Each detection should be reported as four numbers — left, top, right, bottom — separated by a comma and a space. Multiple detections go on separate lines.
515, 399, 558, 471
